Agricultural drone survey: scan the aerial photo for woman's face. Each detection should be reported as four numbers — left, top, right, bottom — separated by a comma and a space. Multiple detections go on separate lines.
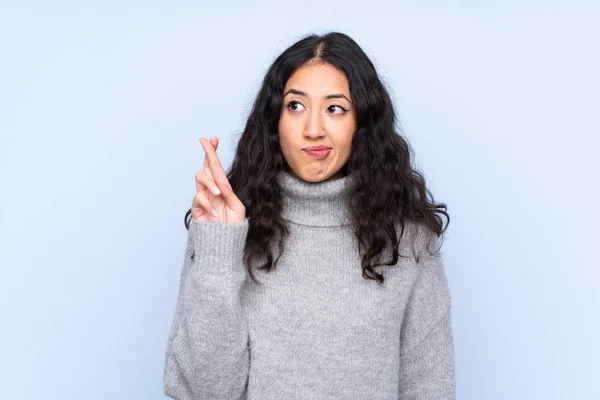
278, 61, 357, 183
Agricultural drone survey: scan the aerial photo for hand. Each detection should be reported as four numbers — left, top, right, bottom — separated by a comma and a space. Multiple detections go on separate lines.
191, 136, 246, 224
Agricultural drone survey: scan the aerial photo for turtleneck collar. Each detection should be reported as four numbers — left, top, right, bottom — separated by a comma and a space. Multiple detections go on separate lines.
277, 170, 353, 228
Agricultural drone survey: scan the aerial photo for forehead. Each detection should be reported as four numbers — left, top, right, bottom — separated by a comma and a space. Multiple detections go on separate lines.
284, 62, 350, 94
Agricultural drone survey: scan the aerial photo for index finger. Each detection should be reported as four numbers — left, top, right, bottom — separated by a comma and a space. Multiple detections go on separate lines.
199, 137, 231, 189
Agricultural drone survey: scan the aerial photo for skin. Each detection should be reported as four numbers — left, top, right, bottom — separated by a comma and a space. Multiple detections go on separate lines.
193, 136, 246, 224
278, 60, 357, 183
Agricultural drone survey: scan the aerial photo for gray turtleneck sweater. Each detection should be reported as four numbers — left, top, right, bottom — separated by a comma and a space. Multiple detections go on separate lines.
164, 171, 455, 399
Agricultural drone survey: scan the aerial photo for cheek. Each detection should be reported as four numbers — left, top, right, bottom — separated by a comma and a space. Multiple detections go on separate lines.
278, 118, 300, 147
278, 116, 290, 139
277, 122, 287, 147
336, 127, 355, 156
277, 123, 294, 160
338, 147, 351, 162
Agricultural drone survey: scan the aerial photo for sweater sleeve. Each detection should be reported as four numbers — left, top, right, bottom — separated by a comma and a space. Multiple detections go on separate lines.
398, 228, 456, 399
164, 218, 250, 400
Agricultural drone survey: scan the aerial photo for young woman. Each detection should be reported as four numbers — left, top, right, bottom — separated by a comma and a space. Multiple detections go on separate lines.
164, 32, 455, 399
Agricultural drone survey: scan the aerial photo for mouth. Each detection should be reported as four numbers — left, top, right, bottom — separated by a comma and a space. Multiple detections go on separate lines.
303, 148, 331, 159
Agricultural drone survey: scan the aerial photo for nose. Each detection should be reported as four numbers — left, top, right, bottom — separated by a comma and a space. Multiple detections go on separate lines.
304, 107, 325, 140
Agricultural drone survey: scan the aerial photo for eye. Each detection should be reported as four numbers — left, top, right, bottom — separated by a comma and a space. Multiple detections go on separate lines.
327, 105, 347, 114
287, 101, 305, 111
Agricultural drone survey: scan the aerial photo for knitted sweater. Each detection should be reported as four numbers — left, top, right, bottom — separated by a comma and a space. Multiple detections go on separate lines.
164, 170, 456, 399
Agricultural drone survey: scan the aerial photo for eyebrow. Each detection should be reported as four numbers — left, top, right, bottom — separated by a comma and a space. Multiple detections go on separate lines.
283, 88, 352, 103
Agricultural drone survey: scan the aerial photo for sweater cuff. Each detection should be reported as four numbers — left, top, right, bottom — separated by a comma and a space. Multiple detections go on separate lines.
190, 218, 249, 276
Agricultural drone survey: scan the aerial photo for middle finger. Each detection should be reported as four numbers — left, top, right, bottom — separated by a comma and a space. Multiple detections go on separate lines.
200, 137, 225, 182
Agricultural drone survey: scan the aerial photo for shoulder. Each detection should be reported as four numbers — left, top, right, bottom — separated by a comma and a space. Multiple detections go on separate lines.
396, 220, 451, 315
395, 220, 443, 263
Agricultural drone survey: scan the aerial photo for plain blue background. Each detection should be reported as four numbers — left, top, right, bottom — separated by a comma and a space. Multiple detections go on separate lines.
1, 1, 598, 399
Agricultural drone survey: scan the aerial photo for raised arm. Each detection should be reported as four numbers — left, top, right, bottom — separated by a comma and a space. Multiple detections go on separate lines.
164, 136, 250, 399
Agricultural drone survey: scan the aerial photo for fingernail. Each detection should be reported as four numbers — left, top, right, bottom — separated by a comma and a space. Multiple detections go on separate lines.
212, 185, 221, 195
211, 208, 219, 217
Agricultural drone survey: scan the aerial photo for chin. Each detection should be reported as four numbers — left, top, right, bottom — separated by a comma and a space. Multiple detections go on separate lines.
288, 163, 342, 183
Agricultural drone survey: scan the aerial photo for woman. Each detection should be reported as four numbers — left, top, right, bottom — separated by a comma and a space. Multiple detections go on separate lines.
164, 32, 455, 399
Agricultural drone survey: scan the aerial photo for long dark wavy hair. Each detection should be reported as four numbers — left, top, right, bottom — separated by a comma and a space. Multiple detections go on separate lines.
184, 32, 449, 286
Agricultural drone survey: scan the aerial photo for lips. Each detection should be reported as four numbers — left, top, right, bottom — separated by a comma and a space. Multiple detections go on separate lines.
304, 148, 331, 159
304, 145, 331, 151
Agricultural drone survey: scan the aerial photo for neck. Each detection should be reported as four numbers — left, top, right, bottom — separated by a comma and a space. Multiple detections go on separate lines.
277, 170, 352, 228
